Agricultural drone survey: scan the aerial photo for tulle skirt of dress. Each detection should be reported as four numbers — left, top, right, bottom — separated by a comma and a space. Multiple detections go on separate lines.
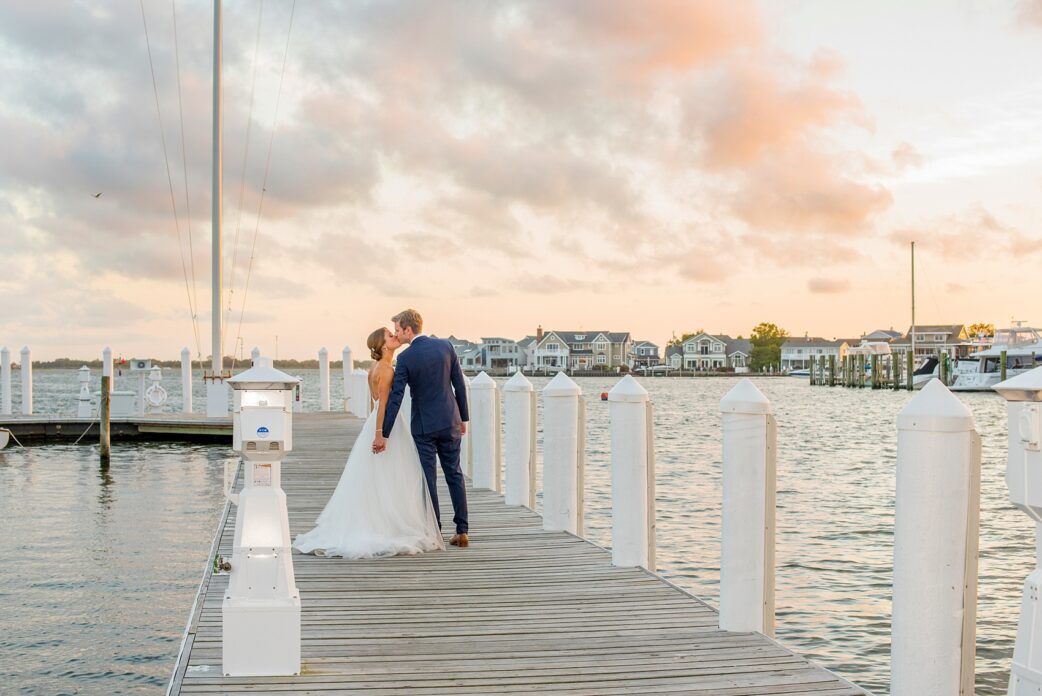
293, 401, 444, 558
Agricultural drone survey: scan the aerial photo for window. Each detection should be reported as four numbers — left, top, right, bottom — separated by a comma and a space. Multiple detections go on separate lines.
546, 343, 559, 351
575, 334, 585, 341
597, 355, 606, 364
595, 342, 607, 351
713, 344, 723, 352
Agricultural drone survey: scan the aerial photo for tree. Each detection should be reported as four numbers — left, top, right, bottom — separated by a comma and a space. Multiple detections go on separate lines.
667, 330, 703, 347
749, 322, 788, 372
967, 322, 995, 339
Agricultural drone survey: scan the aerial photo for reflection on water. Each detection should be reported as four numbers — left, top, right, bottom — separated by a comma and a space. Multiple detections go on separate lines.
0, 374, 1030, 695
0, 442, 230, 695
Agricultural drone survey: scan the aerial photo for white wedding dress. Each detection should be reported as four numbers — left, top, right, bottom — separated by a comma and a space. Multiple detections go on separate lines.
293, 392, 444, 558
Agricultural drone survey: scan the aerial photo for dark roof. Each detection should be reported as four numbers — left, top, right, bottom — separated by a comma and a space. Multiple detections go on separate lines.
724, 338, 751, 355
665, 345, 683, 359
782, 337, 846, 348
541, 331, 631, 347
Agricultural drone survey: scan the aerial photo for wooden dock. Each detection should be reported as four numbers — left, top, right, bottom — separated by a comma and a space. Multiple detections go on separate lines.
0, 413, 231, 445
168, 412, 865, 695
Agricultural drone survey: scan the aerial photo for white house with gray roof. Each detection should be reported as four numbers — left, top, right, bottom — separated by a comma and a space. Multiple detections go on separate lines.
781, 337, 848, 372
532, 330, 633, 370
669, 333, 751, 370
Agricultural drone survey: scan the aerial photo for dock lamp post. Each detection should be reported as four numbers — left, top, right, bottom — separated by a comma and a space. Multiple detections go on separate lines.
996, 367, 1042, 695
222, 357, 301, 677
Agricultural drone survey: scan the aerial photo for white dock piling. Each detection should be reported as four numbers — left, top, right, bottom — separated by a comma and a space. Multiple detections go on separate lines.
102, 347, 112, 394
1, 346, 10, 415
891, 379, 979, 696
719, 378, 776, 636
350, 369, 371, 418
181, 347, 193, 414
609, 375, 655, 570
318, 347, 330, 412
77, 366, 92, 418
503, 372, 536, 509
251, 346, 260, 365
469, 372, 500, 491
992, 369, 1042, 695
342, 345, 352, 412
542, 372, 584, 536
19, 346, 31, 415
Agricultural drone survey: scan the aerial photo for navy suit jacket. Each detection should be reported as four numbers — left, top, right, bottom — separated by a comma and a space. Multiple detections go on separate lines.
382, 336, 470, 438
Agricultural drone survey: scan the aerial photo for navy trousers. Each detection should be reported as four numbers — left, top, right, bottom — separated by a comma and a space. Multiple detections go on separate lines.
413, 425, 469, 534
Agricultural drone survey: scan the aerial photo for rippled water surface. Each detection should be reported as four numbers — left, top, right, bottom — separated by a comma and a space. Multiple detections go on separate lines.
1, 371, 1030, 694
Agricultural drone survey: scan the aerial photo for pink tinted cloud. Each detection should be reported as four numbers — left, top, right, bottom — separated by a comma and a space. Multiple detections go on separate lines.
808, 277, 851, 294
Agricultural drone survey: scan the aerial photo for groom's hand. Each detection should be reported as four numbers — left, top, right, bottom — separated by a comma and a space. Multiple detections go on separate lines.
372, 432, 386, 454
460, 421, 467, 435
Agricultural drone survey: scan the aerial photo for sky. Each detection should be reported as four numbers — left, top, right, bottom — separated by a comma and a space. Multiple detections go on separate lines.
2, 0, 1041, 361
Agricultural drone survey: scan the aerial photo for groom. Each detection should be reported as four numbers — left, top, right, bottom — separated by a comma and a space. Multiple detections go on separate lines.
374, 309, 471, 547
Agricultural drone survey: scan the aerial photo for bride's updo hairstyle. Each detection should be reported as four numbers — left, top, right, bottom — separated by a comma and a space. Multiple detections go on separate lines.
367, 328, 387, 361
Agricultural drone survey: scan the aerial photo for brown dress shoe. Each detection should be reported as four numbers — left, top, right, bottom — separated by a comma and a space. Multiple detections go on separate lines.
449, 533, 469, 548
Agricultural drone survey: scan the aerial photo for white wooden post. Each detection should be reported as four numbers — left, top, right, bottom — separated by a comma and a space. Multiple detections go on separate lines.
609, 375, 655, 569
469, 372, 499, 491
719, 378, 775, 636
342, 345, 352, 412
181, 347, 193, 414
102, 346, 113, 394
458, 377, 470, 475
996, 367, 1042, 695
318, 347, 330, 411
76, 366, 92, 417
19, 346, 31, 415
1, 346, 10, 415
542, 372, 583, 535
251, 346, 260, 365
503, 372, 536, 508
351, 369, 371, 417
891, 379, 979, 696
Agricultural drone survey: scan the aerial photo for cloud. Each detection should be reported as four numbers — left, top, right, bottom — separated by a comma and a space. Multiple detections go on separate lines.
891, 142, 924, 172
890, 205, 1042, 260
1018, 0, 1042, 27
808, 277, 851, 294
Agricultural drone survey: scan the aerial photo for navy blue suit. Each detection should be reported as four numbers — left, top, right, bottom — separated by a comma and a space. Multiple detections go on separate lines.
382, 336, 470, 534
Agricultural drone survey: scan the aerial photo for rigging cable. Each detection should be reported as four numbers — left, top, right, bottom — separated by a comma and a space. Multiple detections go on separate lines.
233, 0, 297, 358
171, 0, 204, 365
224, 0, 266, 363
140, 0, 200, 359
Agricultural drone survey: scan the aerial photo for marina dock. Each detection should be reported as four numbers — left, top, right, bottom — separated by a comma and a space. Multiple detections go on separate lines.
0, 414, 231, 445
168, 412, 864, 695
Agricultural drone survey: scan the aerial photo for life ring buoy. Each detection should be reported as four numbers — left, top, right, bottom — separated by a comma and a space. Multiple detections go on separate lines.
145, 384, 168, 407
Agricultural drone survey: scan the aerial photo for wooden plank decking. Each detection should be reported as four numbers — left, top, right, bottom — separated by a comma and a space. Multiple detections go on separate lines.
169, 412, 866, 695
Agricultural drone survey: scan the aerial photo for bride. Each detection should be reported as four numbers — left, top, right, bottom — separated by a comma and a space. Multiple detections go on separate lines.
293, 327, 444, 558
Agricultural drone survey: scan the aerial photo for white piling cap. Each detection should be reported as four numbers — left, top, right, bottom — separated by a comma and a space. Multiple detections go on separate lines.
181, 346, 190, 355
20, 346, 29, 354
343, 345, 351, 353
608, 374, 649, 403
503, 371, 534, 392
897, 379, 974, 433
720, 378, 771, 415
471, 371, 497, 390
543, 371, 581, 397
994, 365, 1042, 402
227, 356, 301, 390
319, 347, 328, 355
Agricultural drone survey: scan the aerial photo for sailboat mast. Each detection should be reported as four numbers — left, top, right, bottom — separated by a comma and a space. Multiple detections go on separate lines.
910, 241, 916, 365
211, 0, 223, 375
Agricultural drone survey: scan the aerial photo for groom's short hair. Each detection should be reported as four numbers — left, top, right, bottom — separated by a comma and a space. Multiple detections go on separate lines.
393, 309, 423, 334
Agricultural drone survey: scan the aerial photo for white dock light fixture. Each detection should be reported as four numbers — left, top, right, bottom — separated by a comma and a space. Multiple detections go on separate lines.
223, 357, 301, 677
995, 367, 1042, 695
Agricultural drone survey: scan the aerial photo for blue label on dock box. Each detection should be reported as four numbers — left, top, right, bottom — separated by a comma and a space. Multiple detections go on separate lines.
257, 426, 269, 438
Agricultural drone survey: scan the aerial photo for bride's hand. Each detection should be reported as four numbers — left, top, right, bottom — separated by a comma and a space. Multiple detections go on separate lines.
372, 432, 386, 454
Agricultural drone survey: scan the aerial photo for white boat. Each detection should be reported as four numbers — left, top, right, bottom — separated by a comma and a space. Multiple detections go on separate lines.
788, 368, 810, 377
911, 356, 980, 390
950, 325, 1042, 392
0, 428, 9, 449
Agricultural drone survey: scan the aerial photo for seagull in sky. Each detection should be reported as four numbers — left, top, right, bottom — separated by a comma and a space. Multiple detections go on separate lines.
92, 192, 102, 198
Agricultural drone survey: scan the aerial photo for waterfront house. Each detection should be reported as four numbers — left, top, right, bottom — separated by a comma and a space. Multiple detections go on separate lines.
890, 324, 972, 361
516, 335, 538, 368
674, 333, 751, 370
629, 341, 660, 368
532, 330, 633, 370
478, 337, 521, 371
780, 337, 848, 372
666, 344, 683, 370
724, 337, 752, 371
